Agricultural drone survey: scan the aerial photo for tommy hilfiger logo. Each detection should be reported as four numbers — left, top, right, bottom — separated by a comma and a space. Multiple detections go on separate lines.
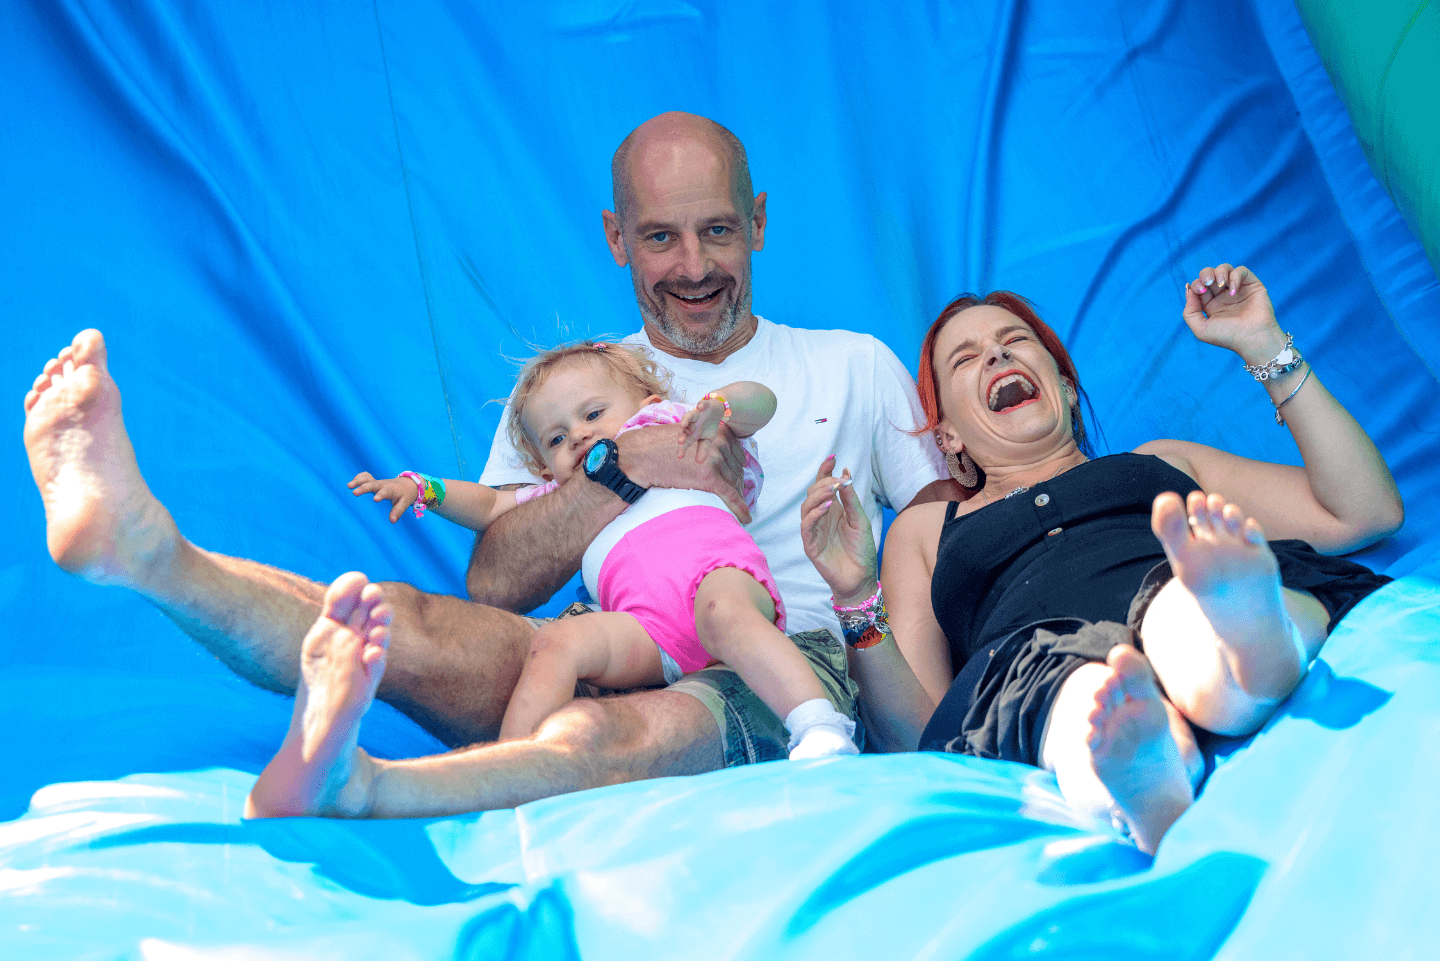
814, 418, 828, 424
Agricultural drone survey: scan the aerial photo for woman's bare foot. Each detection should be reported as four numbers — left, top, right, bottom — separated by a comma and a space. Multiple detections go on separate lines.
23, 330, 179, 587
1086, 645, 1193, 854
246, 572, 391, 819
1152, 491, 1305, 700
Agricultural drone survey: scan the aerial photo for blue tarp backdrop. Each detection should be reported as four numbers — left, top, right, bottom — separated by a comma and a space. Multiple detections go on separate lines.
4, 1, 1440, 958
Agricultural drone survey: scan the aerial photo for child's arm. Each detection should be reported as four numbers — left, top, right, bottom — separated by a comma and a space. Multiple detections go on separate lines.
347, 471, 520, 531
678, 381, 776, 461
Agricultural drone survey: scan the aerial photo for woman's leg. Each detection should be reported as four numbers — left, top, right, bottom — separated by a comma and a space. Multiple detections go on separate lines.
693, 567, 855, 757
498, 612, 664, 740
1040, 648, 1202, 854
1141, 491, 1329, 736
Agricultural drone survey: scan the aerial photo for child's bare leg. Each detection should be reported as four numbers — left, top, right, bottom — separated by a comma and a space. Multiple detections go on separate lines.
498, 613, 664, 740
246, 572, 392, 819
693, 567, 856, 759
1141, 492, 1329, 736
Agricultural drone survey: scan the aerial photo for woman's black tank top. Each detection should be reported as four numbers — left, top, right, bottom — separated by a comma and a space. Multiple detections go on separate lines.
930, 453, 1202, 672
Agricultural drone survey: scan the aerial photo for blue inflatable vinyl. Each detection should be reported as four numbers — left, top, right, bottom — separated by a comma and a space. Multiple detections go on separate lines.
3, 0, 1438, 958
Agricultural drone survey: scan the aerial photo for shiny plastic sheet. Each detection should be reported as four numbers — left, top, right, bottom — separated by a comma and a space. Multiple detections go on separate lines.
3, 0, 1439, 958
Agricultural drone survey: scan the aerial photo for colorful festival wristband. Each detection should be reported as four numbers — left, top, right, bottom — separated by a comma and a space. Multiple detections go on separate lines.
842, 619, 892, 650
833, 582, 890, 649
399, 471, 446, 518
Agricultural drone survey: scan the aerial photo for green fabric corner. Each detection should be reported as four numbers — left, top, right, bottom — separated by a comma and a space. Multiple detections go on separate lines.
1294, 0, 1440, 273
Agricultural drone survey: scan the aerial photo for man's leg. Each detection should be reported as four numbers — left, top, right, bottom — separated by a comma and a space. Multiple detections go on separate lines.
362, 687, 724, 817
24, 329, 529, 745
247, 572, 724, 818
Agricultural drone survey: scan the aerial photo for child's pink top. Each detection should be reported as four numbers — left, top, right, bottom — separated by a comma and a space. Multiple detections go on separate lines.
515, 400, 764, 508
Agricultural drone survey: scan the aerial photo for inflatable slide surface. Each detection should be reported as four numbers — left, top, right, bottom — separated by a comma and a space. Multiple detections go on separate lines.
3, 0, 1439, 957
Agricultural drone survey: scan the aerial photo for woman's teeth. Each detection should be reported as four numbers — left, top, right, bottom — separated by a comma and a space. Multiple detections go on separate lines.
988, 373, 1038, 412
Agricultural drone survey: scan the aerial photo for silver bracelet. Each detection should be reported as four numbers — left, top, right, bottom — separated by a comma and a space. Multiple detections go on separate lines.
1243, 333, 1304, 382
1274, 363, 1312, 425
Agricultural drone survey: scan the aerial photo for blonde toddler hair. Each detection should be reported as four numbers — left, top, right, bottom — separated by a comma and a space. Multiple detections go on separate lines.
506, 340, 672, 476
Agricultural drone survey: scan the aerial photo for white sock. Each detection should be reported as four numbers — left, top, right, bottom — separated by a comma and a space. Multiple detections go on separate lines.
785, 698, 859, 760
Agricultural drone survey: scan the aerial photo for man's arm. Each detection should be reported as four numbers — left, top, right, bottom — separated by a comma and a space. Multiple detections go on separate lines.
467, 480, 625, 611
905, 478, 967, 510
467, 424, 749, 612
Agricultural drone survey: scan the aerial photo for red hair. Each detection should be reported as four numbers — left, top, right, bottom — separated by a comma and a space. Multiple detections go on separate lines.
912, 291, 1082, 438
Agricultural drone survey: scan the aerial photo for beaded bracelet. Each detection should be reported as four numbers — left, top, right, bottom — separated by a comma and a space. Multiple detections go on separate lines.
834, 581, 884, 616
702, 391, 733, 422
399, 471, 447, 518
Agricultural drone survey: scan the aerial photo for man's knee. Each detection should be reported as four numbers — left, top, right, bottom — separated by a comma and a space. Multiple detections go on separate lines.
531, 697, 635, 787
530, 691, 723, 787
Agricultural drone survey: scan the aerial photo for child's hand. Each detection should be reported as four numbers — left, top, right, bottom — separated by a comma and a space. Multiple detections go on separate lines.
348, 471, 418, 523
678, 398, 727, 462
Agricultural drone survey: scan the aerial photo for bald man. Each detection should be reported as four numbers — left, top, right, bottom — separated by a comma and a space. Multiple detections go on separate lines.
24, 112, 951, 819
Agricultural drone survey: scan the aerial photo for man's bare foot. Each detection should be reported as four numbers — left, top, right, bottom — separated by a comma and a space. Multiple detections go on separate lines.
1086, 645, 1193, 854
23, 330, 179, 587
246, 572, 390, 819
1152, 491, 1305, 700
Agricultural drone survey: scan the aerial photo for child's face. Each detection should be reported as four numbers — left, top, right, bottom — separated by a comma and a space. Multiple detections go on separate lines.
523, 359, 659, 483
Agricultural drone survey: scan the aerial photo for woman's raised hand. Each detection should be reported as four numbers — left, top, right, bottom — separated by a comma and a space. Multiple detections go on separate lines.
801, 456, 879, 605
1183, 264, 1289, 364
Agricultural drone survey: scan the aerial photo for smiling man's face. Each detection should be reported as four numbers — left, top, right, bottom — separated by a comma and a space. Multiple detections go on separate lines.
604, 122, 766, 360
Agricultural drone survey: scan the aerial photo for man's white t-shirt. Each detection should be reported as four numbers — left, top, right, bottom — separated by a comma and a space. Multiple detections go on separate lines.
478, 317, 948, 638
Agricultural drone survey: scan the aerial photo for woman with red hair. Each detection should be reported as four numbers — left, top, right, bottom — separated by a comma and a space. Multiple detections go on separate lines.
802, 262, 1401, 853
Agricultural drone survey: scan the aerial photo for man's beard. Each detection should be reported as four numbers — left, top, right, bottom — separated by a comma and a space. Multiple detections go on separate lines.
633, 270, 749, 355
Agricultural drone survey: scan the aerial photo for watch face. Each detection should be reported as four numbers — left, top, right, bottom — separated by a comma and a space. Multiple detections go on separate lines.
584, 442, 607, 474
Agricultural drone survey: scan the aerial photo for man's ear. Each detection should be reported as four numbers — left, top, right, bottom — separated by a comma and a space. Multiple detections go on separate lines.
749, 191, 767, 252
603, 209, 629, 267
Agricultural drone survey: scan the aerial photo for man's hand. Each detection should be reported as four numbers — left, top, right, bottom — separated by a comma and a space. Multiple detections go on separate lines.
617, 421, 750, 523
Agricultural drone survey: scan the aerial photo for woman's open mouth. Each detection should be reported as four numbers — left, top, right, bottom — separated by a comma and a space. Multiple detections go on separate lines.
987, 372, 1039, 413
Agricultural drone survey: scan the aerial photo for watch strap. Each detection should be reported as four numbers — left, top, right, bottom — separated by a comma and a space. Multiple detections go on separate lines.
584, 440, 646, 505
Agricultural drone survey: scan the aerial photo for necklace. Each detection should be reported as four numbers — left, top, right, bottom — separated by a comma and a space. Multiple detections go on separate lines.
978, 457, 1086, 506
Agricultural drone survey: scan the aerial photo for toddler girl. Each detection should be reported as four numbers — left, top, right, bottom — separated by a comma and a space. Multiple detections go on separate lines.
350, 341, 857, 759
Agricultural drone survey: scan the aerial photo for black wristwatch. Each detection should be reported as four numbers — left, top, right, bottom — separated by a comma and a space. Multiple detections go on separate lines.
582, 438, 647, 505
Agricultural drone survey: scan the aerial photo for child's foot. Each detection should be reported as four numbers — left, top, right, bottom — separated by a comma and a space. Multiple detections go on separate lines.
785, 698, 859, 760
1151, 491, 1305, 700
23, 330, 181, 588
245, 572, 391, 818
1086, 645, 1193, 854
789, 728, 860, 760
